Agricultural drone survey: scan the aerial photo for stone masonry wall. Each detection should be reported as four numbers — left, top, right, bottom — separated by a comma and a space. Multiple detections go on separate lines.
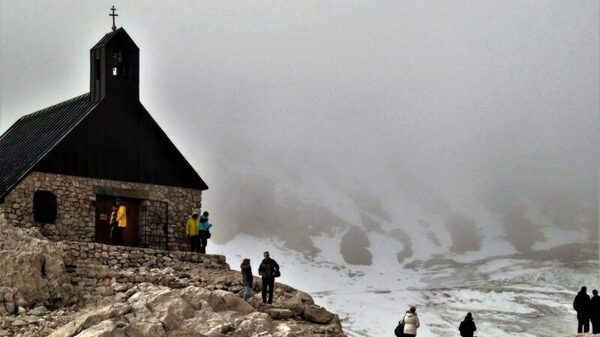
62, 241, 230, 305
63, 241, 227, 270
0, 171, 203, 251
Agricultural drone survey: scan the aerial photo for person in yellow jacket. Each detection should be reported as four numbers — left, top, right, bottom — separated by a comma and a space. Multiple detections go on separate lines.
186, 211, 200, 252
113, 199, 127, 245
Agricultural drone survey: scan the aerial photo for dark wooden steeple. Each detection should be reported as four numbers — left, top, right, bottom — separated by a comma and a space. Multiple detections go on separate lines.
90, 28, 140, 103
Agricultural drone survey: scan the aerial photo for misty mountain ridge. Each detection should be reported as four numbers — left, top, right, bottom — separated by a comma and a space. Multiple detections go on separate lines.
206, 160, 597, 266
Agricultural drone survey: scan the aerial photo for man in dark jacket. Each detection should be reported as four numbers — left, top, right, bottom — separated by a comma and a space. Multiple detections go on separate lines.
459, 312, 477, 337
258, 251, 280, 304
574, 286, 591, 333
590, 289, 600, 334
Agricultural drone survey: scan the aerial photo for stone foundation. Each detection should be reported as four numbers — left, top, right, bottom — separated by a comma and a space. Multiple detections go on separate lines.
0, 171, 203, 251
62, 241, 227, 270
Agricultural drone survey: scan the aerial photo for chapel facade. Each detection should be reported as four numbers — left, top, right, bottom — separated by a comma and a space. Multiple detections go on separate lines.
0, 26, 207, 252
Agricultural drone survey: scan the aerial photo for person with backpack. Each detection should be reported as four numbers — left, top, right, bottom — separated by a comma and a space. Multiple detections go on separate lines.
258, 251, 280, 304
574, 286, 591, 333
459, 312, 477, 337
401, 305, 420, 337
240, 258, 253, 301
198, 211, 212, 253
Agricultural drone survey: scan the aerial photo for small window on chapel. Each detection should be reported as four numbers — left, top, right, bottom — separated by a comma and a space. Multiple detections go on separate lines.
33, 191, 57, 224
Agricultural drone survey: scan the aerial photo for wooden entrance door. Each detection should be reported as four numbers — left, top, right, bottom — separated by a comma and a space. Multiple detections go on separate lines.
95, 196, 114, 244
94, 195, 139, 247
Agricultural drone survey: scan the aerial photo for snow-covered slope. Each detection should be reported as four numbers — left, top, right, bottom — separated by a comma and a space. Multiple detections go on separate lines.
210, 235, 599, 337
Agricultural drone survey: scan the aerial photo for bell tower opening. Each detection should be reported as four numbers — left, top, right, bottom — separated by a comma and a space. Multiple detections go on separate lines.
94, 58, 101, 80
111, 49, 128, 78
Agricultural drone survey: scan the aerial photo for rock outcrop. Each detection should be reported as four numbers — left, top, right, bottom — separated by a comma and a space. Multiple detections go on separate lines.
48, 283, 341, 337
0, 215, 345, 337
0, 214, 77, 317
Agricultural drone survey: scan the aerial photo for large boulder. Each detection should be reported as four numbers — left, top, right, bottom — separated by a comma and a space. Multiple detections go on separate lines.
124, 303, 166, 337
278, 290, 314, 316
143, 291, 195, 330
74, 319, 126, 337
48, 303, 131, 337
180, 286, 253, 314
0, 217, 77, 311
210, 290, 254, 314
303, 304, 335, 324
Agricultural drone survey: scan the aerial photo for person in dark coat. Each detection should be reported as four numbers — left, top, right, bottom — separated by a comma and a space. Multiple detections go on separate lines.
240, 258, 253, 301
108, 203, 118, 245
590, 289, 600, 334
574, 286, 591, 333
258, 251, 280, 304
459, 312, 477, 337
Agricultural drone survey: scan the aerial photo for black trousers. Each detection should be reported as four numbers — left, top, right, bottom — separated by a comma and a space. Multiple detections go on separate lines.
578, 317, 590, 333
199, 236, 208, 253
262, 277, 275, 304
112, 226, 124, 246
189, 236, 200, 252
591, 318, 600, 333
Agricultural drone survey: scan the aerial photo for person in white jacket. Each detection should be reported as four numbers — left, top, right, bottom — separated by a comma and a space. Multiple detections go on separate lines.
402, 305, 421, 337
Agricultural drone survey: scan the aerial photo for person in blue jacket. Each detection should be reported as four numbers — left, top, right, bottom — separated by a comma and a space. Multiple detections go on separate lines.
198, 211, 213, 254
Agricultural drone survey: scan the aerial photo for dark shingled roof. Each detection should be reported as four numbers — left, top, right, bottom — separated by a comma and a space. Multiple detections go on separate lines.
0, 93, 97, 200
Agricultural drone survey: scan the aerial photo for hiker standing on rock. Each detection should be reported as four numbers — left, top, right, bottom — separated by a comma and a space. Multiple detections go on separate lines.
459, 312, 477, 337
401, 305, 420, 337
241, 258, 253, 301
590, 289, 600, 334
574, 286, 591, 333
258, 251, 280, 304
198, 211, 212, 254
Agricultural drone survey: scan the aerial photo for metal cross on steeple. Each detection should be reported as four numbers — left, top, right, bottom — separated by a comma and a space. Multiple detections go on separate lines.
109, 6, 118, 32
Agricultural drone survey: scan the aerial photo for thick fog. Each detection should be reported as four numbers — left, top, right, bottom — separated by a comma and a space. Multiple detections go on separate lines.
1, 1, 598, 261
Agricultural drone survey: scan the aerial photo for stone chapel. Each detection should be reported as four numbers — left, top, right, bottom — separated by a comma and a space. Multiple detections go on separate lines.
0, 25, 208, 252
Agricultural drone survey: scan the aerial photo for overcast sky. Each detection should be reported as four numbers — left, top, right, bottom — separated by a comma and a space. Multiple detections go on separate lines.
1, 1, 598, 253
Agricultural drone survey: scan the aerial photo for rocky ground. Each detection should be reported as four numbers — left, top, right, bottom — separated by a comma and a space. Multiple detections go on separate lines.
0, 215, 346, 337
